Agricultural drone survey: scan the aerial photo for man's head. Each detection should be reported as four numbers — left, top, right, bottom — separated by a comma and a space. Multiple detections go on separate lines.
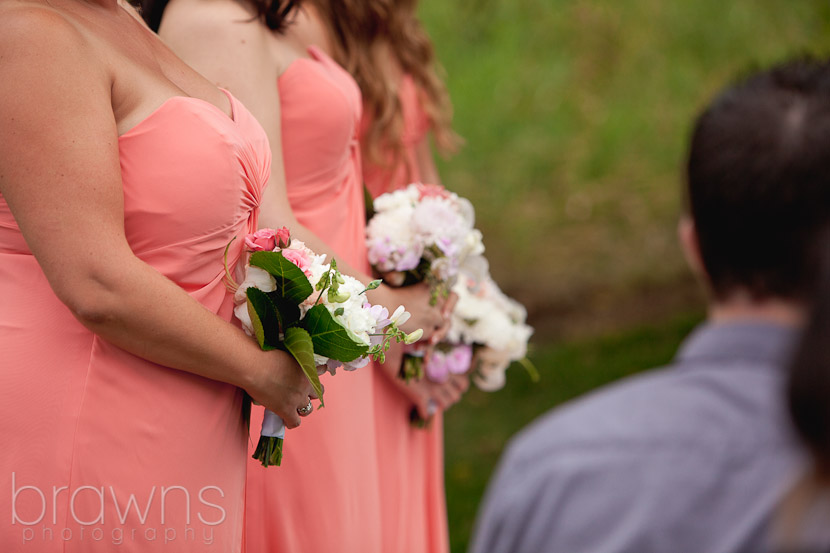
683, 57, 830, 306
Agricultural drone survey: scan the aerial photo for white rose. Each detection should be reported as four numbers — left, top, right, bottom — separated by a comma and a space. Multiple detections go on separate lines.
234, 266, 277, 303
234, 302, 254, 337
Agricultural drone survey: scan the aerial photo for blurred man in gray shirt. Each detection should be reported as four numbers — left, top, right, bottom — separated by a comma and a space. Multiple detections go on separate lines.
471, 58, 830, 553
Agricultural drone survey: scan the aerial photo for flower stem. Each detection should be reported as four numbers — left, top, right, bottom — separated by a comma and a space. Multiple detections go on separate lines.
252, 436, 284, 467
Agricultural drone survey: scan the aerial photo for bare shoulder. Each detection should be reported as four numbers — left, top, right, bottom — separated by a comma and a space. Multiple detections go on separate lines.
161, 0, 268, 49
159, 0, 277, 89
0, 1, 101, 78
0, 2, 79, 44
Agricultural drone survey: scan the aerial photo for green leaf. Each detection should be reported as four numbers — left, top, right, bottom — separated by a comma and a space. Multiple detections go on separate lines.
267, 291, 301, 329
246, 288, 281, 350
301, 304, 369, 363
284, 327, 325, 406
249, 251, 314, 305
363, 183, 376, 222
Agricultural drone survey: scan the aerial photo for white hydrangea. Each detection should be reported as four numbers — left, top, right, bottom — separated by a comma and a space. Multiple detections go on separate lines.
448, 267, 534, 372
372, 186, 418, 212
366, 183, 486, 281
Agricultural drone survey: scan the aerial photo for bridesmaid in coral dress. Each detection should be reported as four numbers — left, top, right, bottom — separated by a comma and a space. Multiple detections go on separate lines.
149, 1, 447, 551
312, 1, 469, 551
0, 1, 314, 552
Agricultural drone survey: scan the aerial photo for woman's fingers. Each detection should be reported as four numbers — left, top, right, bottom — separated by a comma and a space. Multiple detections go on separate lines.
442, 291, 459, 318
283, 409, 302, 429
450, 374, 470, 394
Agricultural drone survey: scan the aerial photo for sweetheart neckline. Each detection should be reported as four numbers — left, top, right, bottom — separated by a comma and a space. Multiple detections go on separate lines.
118, 89, 236, 139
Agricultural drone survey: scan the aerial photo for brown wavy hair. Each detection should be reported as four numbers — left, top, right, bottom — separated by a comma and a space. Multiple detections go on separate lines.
309, 0, 461, 173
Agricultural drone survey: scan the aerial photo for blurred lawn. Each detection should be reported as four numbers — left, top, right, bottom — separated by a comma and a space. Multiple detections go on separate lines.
416, 2, 830, 551
443, 310, 703, 552
419, 0, 830, 328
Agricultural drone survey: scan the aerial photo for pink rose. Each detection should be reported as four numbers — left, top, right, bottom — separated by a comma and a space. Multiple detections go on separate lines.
282, 247, 313, 276
245, 229, 278, 251
244, 227, 291, 252
416, 182, 451, 200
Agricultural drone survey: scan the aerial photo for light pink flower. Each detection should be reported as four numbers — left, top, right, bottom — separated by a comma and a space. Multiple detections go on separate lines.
448, 344, 473, 374
425, 351, 450, 383
282, 247, 313, 276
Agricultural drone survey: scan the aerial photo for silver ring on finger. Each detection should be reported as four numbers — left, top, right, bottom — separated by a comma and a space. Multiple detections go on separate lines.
297, 400, 313, 417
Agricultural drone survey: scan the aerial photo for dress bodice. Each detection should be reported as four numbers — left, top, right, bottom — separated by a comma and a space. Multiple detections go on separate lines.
0, 89, 270, 294
277, 46, 367, 271
279, 46, 362, 198
118, 90, 270, 290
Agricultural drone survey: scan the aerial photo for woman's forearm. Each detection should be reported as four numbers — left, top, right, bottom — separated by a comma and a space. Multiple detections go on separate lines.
65, 251, 296, 403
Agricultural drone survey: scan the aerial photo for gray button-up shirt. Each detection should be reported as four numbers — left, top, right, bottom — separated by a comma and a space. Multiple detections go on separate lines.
470, 322, 813, 553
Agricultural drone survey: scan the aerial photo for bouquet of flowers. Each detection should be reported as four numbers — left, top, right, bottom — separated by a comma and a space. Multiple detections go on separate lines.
226, 227, 421, 466
366, 182, 487, 303
428, 269, 536, 391
366, 182, 487, 379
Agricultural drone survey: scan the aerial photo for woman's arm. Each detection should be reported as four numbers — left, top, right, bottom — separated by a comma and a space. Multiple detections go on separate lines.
0, 7, 313, 428
157, 0, 444, 338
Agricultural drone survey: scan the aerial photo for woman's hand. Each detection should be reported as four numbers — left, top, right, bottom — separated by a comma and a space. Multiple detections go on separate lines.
428, 374, 470, 411
397, 373, 470, 420
428, 291, 458, 346
244, 350, 318, 429
380, 342, 470, 419
371, 283, 444, 341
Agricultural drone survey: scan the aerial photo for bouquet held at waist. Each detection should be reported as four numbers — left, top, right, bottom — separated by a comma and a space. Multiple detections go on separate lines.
226, 227, 421, 466
366, 183, 537, 420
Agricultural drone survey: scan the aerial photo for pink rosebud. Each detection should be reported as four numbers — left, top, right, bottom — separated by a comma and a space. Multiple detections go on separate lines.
282, 247, 313, 276
245, 228, 279, 252
416, 182, 452, 200
274, 226, 291, 249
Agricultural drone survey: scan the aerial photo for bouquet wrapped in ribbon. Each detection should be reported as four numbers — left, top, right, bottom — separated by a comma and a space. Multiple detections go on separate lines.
226, 227, 421, 466
366, 183, 487, 380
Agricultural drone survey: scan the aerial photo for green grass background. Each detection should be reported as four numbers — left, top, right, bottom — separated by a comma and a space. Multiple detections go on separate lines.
415, 1, 830, 551
421, 0, 830, 315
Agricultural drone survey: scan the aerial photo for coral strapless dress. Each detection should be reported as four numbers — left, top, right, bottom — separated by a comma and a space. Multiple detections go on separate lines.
0, 90, 270, 552
244, 46, 382, 553
362, 74, 451, 553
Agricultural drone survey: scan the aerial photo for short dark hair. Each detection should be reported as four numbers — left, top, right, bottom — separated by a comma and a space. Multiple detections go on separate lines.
789, 231, 830, 481
686, 57, 830, 301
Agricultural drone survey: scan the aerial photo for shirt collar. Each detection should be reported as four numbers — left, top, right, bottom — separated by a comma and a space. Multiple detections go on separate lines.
675, 321, 801, 369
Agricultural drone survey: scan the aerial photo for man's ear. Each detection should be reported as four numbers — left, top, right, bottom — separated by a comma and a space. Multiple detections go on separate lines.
678, 216, 706, 279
